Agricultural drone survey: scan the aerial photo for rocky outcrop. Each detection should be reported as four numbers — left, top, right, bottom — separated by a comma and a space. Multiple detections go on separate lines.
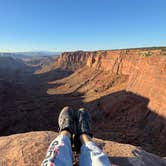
53, 51, 92, 71
0, 131, 165, 166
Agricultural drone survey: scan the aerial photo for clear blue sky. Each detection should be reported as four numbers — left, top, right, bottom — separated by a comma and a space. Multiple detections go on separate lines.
0, 0, 165, 52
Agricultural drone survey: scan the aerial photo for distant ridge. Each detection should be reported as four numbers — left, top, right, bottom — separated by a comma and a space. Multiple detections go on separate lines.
0, 51, 61, 58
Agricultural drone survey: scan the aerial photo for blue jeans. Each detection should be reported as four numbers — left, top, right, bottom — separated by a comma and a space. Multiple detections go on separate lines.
41, 134, 111, 166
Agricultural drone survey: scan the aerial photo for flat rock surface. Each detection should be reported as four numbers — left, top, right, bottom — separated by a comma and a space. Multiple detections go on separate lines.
0, 131, 165, 166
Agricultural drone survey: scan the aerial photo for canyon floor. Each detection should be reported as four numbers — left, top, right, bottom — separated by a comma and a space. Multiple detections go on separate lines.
0, 48, 166, 165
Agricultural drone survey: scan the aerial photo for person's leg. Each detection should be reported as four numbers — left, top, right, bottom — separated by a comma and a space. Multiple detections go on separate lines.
80, 134, 111, 166
74, 108, 111, 166
41, 106, 75, 166
41, 130, 73, 166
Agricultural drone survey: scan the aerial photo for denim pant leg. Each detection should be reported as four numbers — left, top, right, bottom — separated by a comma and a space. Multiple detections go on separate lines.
41, 134, 73, 166
79, 141, 111, 166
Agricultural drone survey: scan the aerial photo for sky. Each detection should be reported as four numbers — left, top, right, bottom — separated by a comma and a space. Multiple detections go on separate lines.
0, 0, 166, 52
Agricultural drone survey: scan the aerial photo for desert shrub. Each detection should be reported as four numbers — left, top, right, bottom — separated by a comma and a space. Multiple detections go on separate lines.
161, 47, 166, 52
142, 51, 152, 57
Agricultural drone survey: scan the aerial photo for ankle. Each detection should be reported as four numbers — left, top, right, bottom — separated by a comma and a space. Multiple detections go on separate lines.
60, 130, 71, 139
80, 133, 92, 144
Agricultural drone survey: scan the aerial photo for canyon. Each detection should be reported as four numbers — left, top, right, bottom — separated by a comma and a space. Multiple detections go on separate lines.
0, 47, 166, 165
44, 48, 166, 156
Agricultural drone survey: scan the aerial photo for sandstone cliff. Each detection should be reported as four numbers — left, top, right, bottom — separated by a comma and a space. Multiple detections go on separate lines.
46, 48, 166, 156
48, 49, 166, 118
49, 48, 166, 118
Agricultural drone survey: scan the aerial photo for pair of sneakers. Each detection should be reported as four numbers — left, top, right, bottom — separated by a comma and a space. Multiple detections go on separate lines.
58, 106, 92, 150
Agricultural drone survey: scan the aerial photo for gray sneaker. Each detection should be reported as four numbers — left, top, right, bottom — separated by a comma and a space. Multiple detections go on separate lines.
75, 108, 92, 136
58, 106, 75, 134
74, 108, 92, 151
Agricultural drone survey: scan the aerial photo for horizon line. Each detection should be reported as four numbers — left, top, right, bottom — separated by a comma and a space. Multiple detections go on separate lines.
0, 45, 166, 53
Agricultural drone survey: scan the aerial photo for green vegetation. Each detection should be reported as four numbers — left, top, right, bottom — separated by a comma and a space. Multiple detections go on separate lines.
111, 46, 166, 51
141, 51, 152, 57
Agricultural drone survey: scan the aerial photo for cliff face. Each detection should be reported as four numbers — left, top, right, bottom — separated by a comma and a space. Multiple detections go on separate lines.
53, 51, 92, 71
47, 49, 166, 155
52, 49, 166, 118
88, 50, 166, 118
